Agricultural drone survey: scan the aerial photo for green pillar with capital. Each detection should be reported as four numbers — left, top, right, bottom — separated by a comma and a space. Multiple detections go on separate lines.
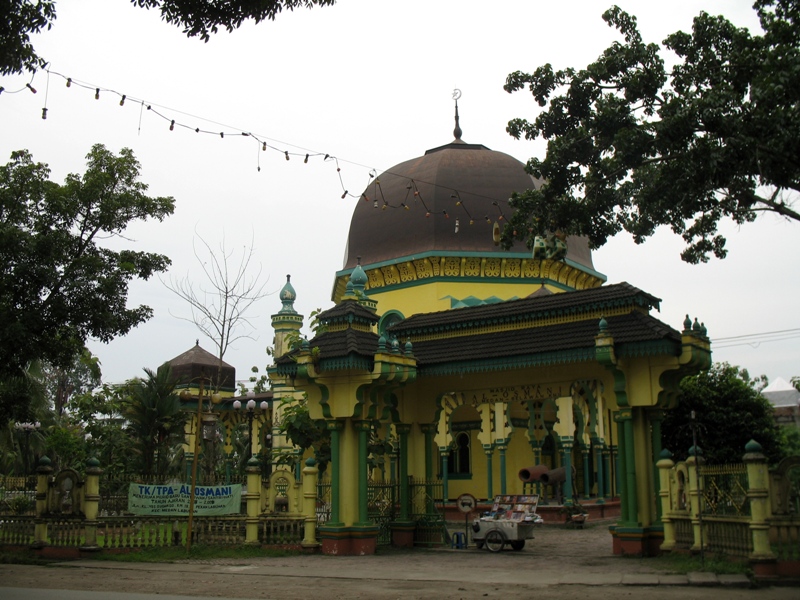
327, 420, 344, 525
561, 441, 574, 504
420, 423, 436, 513
484, 445, 494, 500
649, 409, 664, 521
593, 442, 605, 504
396, 423, 411, 520
498, 442, 507, 495
355, 419, 371, 526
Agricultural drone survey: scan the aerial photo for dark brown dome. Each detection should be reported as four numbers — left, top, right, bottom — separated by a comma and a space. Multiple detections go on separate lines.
342, 140, 595, 271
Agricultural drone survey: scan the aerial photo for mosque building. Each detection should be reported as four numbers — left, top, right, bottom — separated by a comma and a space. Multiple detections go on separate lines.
268, 103, 711, 556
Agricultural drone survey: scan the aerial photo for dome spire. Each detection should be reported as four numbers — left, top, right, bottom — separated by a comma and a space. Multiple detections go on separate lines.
452, 88, 463, 141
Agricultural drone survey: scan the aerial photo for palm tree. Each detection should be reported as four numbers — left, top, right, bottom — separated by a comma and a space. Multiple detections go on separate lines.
123, 364, 188, 478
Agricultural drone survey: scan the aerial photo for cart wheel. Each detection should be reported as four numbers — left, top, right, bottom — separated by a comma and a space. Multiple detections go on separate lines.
510, 540, 525, 551
475, 540, 484, 549
485, 529, 506, 552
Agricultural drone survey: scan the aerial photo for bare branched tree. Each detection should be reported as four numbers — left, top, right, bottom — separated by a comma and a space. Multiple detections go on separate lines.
164, 233, 270, 388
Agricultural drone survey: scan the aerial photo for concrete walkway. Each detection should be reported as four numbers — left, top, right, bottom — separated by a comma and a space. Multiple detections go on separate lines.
47, 556, 753, 589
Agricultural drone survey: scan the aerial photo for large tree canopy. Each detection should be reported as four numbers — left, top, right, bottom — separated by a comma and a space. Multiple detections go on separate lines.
502, 0, 800, 263
661, 363, 783, 465
0, 144, 174, 424
1, 0, 336, 76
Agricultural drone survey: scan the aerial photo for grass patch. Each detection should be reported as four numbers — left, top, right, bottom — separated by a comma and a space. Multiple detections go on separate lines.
641, 552, 752, 576
89, 544, 301, 562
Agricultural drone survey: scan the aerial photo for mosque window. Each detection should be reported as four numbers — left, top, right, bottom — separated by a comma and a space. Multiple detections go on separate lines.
444, 432, 472, 478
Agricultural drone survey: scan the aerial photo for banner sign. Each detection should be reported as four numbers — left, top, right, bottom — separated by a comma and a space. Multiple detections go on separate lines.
127, 483, 242, 516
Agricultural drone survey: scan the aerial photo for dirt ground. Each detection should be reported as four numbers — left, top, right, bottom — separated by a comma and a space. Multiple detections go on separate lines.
1, 522, 797, 600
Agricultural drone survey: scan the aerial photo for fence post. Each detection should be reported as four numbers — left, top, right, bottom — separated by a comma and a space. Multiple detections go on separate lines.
245, 457, 261, 545
302, 457, 320, 549
656, 449, 676, 552
743, 439, 777, 577
686, 445, 705, 553
33, 456, 53, 548
81, 457, 102, 551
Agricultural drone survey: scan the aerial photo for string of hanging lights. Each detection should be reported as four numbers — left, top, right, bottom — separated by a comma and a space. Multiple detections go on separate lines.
5, 68, 516, 238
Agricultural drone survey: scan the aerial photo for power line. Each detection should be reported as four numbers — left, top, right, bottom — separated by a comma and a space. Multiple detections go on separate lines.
712, 328, 800, 349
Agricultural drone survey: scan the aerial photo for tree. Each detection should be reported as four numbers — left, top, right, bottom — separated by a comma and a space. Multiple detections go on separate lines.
0, 1, 56, 76
68, 382, 134, 477
661, 363, 783, 465
40, 348, 102, 418
122, 364, 188, 477
1, 0, 336, 76
502, 0, 800, 264
0, 144, 174, 425
164, 234, 269, 390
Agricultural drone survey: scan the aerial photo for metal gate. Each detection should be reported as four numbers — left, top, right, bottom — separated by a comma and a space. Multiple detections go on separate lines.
409, 477, 448, 546
367, 479, 398, 545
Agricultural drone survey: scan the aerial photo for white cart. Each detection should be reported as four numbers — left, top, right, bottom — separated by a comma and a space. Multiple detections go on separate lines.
472, 494, 541, 552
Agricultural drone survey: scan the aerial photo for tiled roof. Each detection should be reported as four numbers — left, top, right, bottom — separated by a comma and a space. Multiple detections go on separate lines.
409, 312, 680, 368
317, 299, 379, 325
275, 328, 379, 366
389, 282, 660, 335
168, 342, 234, 369
311, 329, 380, 358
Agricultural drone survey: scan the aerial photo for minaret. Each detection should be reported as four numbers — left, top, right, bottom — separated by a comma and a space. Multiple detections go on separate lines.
271, 275, 304, 359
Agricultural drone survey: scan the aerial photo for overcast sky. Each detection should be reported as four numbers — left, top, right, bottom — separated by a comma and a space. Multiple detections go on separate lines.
1, 0, 797, 387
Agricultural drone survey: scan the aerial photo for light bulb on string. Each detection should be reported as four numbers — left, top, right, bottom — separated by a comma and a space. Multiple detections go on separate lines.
374, 200, 378, 208
66, 78, 72, 88
382, 203, 388, 211
27, 84, 37, 94
341, 190, 348, 199
41, 108, 47, 120
262, 142, 267, 151
443, 211, 449, 219
455, 219, 460, 233
94, 88, 99, 100
119, 95, 126, 106
304, 154, 309, 163
169, 120, 175, 131
220, 132, 224, 138
285, 151, 290, 161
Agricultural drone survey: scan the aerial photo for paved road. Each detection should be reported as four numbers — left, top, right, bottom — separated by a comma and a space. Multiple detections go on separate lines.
1, 523, 797, 599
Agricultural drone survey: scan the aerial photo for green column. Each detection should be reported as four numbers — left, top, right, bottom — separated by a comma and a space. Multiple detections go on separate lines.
594, 443, 605, 504
561, 441, 574, 504
498, 443, 508, 494
602, 447, 612, 499
485, 445, 494, 500
420, 424, 436, 513
440, 449, 449, 501
327, 420, 344, 525
396, 424, 411, 520
617, 408, 638, 525
615, 413, 629, 522
355, 420, 370, 525
581, 448, 591, 499
650, 409, 664, 521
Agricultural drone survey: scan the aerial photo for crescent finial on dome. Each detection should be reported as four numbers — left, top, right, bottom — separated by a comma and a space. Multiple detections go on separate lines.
452, 89, 463, 141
